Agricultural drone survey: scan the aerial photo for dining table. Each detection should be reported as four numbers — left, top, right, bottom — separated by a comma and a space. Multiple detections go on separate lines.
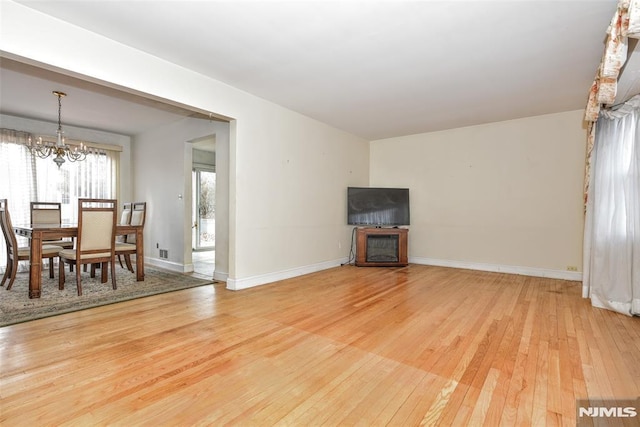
13, 223, 144, 298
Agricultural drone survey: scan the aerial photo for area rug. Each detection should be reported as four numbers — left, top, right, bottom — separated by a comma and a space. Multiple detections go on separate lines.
0, 267, 214, 327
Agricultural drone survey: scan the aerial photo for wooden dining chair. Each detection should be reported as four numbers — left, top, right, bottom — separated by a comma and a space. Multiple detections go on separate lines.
0, 199, 63, 291
58, 199, 117, 296
115, 202, 146, 273
30, 202, 74, 249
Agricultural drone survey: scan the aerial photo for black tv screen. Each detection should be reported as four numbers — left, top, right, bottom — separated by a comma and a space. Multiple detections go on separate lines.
347, 187, 410, 226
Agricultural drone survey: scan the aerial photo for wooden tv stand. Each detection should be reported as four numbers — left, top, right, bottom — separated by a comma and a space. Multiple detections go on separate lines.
355, 227, 408, 267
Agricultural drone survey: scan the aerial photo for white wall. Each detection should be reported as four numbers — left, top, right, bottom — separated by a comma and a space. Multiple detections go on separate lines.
133, 117, 229, 276
371, 110, 587, 280
230, 109, 369, 289
0, 2, 370, 288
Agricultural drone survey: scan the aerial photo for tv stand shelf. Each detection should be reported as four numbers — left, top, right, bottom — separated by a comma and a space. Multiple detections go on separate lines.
355, 227, 408, 267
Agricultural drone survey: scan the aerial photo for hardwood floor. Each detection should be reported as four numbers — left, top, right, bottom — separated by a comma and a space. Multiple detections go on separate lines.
1, 264, 638, 426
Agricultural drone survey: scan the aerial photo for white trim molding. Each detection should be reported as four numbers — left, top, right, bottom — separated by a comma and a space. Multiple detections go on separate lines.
226, 258, 349, 291
409, 256, 583, 281
149, 255, 581, 285
213, 270, 228, 283
145, 257, 189, 273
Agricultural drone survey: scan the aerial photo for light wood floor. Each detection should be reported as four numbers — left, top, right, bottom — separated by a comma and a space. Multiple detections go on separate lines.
1, 264, 638, 426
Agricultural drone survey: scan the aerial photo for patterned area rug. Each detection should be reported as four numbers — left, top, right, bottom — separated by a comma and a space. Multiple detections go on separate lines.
0, 266, 214, 327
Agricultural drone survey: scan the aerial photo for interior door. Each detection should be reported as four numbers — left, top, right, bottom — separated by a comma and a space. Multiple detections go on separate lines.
192, 168, 216, 250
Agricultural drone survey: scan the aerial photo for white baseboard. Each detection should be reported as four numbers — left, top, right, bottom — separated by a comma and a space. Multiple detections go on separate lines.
409, 256, 583, 281
146, 257, 227, 282
148, 255, 580, 285
213, 271, 228, 283
226, 258, 349, 291
145, 257, 190, 273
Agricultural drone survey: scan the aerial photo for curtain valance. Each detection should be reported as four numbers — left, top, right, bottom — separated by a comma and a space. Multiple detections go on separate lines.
583, 0, 640, 208
585, 0, 640, 122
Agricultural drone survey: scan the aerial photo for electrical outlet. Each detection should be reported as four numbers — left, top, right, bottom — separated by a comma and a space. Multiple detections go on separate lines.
567, 266, 578, 271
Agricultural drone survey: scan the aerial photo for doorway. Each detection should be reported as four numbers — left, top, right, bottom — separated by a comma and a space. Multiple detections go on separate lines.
193, 168, 216, 250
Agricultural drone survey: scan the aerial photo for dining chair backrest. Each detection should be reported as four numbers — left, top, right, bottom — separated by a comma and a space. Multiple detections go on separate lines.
127, 202, 146, 244
0, 199, 17, 256
31, 202, 62, 225
77, 199, 117, 258
120, 203, 132, 226
116, 203, 132, 244
30, 201, 75, 249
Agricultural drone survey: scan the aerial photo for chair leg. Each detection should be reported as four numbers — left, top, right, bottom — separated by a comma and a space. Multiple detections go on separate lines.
6, 258, 18, 290
76, 263, 83, 296
49, 257, 55, 279
0, 259, 9, 287
118, 254, 124, 268
101, 262, 108, 283
124, 254, 134, 273
111, 260, 117, 290
59, 260, 66, 290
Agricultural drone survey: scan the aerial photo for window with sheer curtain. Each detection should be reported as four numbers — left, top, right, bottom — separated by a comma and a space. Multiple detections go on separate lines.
583, 95, 640, 316
0, 141, 119, 273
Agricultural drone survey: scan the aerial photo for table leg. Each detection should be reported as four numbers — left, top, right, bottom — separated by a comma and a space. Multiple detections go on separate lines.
29, 232, 43, 298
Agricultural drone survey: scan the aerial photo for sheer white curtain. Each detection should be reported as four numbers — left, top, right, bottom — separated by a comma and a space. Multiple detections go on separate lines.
32, 149, 116, 223
0, 138, 119, 273
0, 141, 36, 272
583, 95, 640, 316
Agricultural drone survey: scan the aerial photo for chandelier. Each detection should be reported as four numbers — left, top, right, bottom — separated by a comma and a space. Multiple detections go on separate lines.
27, 90, 92, 168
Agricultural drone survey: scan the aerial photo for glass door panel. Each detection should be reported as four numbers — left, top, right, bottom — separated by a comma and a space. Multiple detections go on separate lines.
192, 169, 216, 250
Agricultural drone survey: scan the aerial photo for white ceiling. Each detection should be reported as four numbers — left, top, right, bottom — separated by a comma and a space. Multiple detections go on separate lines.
0, 0, 630, 140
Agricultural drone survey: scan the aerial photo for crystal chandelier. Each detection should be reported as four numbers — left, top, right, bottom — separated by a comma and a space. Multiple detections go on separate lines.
27, 90, 92, 168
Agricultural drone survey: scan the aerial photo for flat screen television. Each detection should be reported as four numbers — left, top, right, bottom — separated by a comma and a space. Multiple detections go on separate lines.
347, 187, 410, 226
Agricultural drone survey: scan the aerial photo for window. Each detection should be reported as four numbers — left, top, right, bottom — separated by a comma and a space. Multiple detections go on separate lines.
583, 96, 640, 316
